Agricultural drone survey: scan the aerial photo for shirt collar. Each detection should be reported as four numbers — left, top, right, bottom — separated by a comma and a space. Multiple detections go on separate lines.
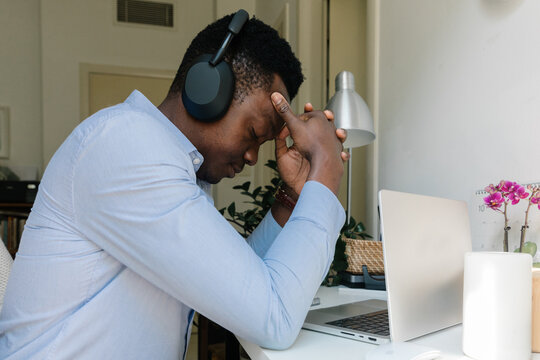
124, 90, 205, 172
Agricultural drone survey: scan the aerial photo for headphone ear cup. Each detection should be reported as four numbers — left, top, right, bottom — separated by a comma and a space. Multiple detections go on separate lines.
182, 54, 234, 122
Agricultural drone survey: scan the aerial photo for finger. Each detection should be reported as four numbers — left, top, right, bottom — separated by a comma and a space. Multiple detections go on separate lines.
336, 128, 347, 143
275, 126, 290, 159
271, 92, 300, 127
298, 113, 310, 122
304, 102, 313, 113
341, 151, 350, 162
276, 124, 290, 140
324, 109, 334, 121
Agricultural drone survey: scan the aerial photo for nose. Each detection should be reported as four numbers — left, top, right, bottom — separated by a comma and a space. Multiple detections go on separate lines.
244, 145, 259, 166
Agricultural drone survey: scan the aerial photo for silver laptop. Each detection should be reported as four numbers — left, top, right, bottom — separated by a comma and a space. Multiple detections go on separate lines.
302, 190, 472, 344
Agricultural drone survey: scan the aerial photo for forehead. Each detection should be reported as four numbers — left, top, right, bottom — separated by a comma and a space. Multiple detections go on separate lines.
260, 106, 283, 138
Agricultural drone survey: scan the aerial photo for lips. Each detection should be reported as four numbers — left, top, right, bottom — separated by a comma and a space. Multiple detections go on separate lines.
234, 165, 244, 174
228, 164, 244, 178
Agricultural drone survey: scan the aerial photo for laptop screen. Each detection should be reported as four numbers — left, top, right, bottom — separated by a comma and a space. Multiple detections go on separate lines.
379, 190, 472, 341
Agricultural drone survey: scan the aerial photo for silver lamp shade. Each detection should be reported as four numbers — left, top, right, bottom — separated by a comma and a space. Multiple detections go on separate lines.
326, 71, 375, 148
325, 70, 375, 225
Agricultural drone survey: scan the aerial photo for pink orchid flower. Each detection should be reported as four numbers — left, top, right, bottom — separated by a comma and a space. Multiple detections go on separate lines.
531, 193, 540, 210
500, 180, 519, 194
508, 185, 529, 205
484, 192, 504, 210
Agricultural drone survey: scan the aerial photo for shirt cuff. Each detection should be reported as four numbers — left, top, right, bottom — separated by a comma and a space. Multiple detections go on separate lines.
246, 210, 283, 258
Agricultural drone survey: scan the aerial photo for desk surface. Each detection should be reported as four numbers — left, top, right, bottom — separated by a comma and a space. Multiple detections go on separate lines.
238, 286, 540, 360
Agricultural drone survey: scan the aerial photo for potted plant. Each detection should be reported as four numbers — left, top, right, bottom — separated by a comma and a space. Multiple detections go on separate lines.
483, 180, 540, 265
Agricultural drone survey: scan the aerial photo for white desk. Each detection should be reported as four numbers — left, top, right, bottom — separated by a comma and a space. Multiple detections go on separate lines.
238, 286, 540, 360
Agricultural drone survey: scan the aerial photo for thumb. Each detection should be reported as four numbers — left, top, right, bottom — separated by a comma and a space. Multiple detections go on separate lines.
271, 92, 299, 129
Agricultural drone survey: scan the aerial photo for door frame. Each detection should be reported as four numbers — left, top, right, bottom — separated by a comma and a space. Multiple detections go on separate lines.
79, 63, 176, 121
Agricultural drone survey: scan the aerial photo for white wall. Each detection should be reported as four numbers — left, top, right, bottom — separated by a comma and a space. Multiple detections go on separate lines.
217, 0, 255, 18
376, 0, 540, 251
40, 0, 214, 165
0, 0, 42, 178
0, 0, 312, 214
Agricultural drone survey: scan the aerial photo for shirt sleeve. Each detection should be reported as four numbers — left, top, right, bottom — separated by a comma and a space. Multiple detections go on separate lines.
246, 210, 282, 258
72, 114, 345, 350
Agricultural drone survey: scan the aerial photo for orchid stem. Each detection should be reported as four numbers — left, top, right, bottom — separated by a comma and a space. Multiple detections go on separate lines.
520, 188, 538, 252
503, 202, 509, 252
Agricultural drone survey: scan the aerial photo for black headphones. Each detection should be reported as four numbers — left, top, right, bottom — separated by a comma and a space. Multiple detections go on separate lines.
182, 9, 249, 122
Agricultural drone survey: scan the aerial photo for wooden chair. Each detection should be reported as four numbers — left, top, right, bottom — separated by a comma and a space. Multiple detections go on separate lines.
198, 314, 240, 360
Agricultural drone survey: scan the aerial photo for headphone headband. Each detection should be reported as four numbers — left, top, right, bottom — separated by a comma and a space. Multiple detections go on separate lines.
210, 10, 249, 66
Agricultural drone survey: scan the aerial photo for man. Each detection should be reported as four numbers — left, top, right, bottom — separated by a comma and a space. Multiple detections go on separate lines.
0, 14, 347, 359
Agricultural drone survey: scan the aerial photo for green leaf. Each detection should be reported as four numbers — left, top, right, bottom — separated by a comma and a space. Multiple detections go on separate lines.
522, 242, 537, 257
227, 203, 236, 217
252, 187, 261, 198
355, 222, 366, 232
265, 159, 278, 171
533, 262, 540, 268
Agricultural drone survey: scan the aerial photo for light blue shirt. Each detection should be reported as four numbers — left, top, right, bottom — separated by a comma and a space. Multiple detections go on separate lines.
0, 90, 345, 359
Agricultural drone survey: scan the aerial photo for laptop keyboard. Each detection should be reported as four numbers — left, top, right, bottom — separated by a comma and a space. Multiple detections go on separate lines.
326, 310, 390, 336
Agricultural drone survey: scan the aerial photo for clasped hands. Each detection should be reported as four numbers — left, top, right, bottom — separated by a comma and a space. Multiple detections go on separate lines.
271, 92, 348, 198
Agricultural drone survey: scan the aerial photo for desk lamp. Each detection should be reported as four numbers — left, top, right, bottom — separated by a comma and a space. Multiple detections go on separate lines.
326, 71, 375, 224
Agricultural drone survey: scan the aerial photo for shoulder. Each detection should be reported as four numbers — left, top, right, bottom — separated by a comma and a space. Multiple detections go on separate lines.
80, 104, 173, 143
78, 104, 188, 159
68, 103, 196, 181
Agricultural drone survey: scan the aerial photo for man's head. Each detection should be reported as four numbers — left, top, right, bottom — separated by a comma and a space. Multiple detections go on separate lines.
168, 14, 303, 106
164, 14, 304, 184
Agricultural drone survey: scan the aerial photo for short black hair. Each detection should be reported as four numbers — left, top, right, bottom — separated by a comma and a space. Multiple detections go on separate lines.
168, 13, 304, 102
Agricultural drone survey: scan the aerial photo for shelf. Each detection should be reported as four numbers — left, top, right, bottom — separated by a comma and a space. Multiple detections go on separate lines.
0, 204, 32, 258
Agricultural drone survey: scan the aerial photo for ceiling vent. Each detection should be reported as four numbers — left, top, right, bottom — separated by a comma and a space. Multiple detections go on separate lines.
117, 0, 174, 28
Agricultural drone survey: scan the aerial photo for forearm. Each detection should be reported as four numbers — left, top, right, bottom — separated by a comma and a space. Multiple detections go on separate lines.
248, 185, 298, 256
235, 181, 346, 349
246, 210, 282, 258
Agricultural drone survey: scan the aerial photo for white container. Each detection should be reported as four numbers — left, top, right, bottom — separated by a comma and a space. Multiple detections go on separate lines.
462, 252, 532, 360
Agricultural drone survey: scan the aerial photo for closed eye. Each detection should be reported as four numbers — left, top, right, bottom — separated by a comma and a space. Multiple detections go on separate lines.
251, 127, 263, 144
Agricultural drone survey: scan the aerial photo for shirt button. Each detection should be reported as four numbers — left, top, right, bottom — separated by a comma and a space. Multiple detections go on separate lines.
193, 158, 201, 165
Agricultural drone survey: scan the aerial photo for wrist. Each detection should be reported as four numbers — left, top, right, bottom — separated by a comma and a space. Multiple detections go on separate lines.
280, 183, 299, 201
307, 160, 343, 196
275, 183, 299, 210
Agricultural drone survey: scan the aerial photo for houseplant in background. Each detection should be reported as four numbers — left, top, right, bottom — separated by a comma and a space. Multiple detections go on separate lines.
219, 160, 373, 286
219, 160, 281, 238
484, 180, 540, 264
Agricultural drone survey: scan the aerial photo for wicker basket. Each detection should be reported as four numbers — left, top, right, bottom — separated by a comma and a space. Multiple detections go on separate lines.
344, 238, 385, 275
